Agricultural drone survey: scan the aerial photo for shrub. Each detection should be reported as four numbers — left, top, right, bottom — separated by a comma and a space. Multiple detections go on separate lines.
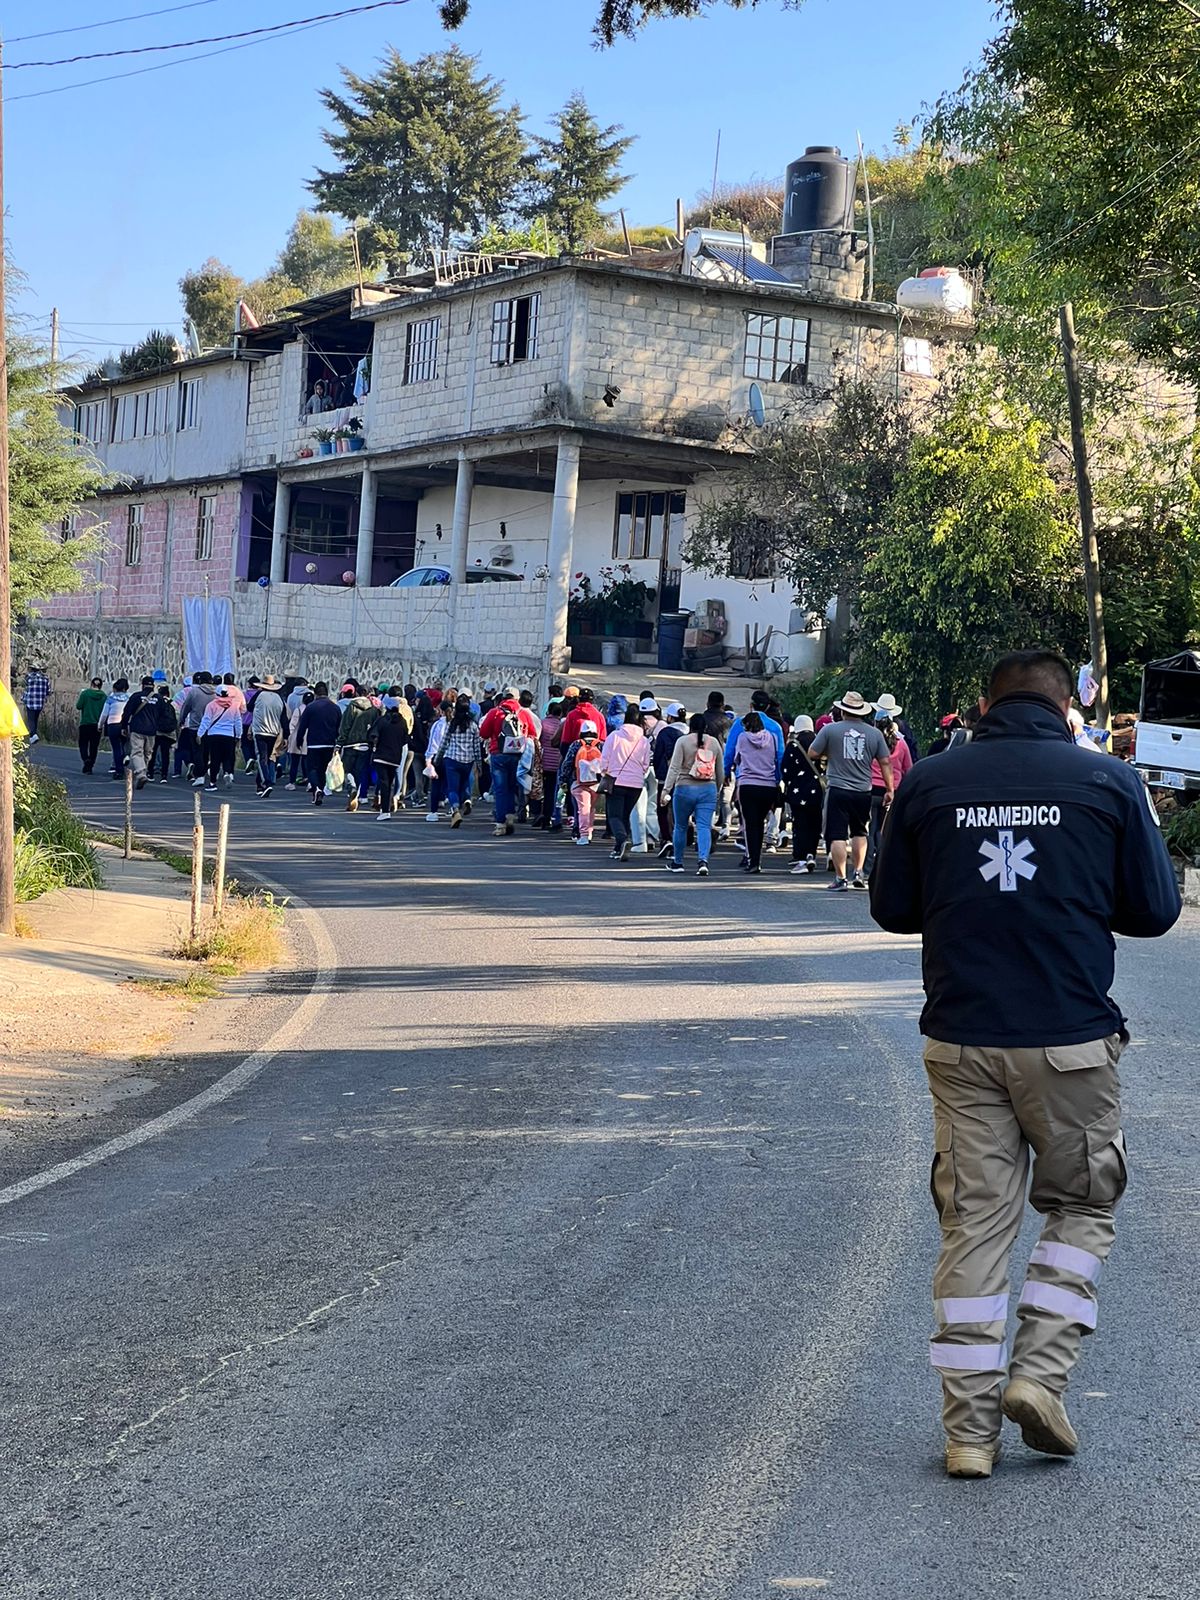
12, 756, 99, 902
1163, 802, 1200, 865
174, 891, 286, 972
774, 667, 848, 723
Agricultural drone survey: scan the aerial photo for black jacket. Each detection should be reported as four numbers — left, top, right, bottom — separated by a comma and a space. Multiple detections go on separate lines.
782, 741, 823, 807
123, 691, 159, 736
296, 697, 342, 747
373, 710, 411, 764
870, 694, 1181, 1046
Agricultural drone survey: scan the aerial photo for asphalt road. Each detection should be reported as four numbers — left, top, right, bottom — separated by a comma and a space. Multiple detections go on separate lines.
4, 749, 1199, 1600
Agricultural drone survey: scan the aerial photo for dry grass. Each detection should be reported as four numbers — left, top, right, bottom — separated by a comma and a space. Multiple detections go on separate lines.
173, 891, 286, 973
127, 971, 223, 1003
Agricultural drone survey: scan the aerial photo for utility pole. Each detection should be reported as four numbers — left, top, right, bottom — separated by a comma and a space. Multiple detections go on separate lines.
1059, 302, 1110, 731
50, 306, 59, 366
0, 44, 15, 939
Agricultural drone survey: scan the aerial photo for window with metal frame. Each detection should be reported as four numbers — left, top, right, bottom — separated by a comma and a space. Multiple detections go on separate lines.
613, 490, 686, 562
125, 503, 144, 567
195, 494, 216, 561
404, 317, 440, 384
743, 313, 809, 384
60, 513, 80, 542
178, 378, 201, 430
72, 399, 107, 446
902, 336, 934, 378
491, 293, 540, 364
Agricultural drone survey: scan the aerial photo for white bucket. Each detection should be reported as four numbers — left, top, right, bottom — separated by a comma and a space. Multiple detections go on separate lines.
600, 640, 621, 667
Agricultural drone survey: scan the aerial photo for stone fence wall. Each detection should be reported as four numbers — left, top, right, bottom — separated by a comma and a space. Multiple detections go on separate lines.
19, 580, 548, 736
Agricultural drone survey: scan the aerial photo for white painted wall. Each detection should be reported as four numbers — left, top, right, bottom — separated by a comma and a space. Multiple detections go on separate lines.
68, 360, 249, 484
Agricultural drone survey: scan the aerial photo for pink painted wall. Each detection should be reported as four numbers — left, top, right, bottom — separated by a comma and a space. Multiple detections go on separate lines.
38, 485, 242, 621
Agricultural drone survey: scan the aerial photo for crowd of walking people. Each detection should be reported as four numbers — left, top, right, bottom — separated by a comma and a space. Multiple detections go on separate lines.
55, 662, 959, 887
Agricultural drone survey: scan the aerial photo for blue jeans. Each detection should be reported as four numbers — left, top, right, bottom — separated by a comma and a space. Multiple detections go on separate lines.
490, 751, 519, 823
672, 783, 717, 865
443, 758, 473, 811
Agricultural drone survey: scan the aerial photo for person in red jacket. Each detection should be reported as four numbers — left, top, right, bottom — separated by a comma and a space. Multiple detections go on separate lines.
478, 688, 540, 836
559, 687, 600, 750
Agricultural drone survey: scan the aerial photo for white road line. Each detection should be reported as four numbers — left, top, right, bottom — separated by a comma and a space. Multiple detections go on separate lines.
0, 861, 337, 1211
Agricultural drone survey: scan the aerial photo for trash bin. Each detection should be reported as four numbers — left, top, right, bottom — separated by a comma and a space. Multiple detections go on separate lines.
657, 612, 688, 671
600, 640, 621, 667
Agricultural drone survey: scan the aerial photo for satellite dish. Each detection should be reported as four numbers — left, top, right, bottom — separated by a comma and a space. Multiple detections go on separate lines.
183, 318, 202, 359
748, 383, 766, 427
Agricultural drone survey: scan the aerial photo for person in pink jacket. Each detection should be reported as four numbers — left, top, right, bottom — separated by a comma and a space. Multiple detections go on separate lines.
601, 705, 652, 861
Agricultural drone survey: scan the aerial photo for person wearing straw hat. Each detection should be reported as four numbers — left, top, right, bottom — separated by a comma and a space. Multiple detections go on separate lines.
251, 675, 286, 797
808, 690, 893, 890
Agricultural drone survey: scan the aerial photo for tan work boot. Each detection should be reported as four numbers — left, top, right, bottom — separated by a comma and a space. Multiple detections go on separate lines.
945, 1440, 1002, 1479
1002, 1376, 1078, 1457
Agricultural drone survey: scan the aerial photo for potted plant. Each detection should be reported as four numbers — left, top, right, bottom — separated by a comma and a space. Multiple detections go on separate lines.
312, 427, 334, 457
333, 426, 351, 455
346, 416, 366, 452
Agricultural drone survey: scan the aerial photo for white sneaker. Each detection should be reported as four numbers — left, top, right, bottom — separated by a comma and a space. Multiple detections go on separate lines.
29, 733, 40, 745
285, 782, 297, 791
377, 810, 391, 822
191, 777, 206, 788
425, 812, 439, 822
789, 861, 812, 874
576, 836, 591, 846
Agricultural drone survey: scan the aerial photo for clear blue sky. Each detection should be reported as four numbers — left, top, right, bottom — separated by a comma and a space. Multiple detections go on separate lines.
6, 0, 996, 363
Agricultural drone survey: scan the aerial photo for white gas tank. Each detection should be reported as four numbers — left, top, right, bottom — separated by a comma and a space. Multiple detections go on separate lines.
897, 268, 973, 317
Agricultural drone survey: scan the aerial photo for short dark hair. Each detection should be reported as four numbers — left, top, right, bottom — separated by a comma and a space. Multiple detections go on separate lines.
750, 689, 771, 711
707, 690, 725, 710
987, 650, 1073, 704
624, 705, 643, 725
743, 710, 763, 733
114, 677, 129, 692
519, 688, 533, 706
313, 681, 329, 697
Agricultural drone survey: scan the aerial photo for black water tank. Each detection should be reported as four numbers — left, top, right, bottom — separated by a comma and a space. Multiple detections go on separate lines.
782, 146, 853, 234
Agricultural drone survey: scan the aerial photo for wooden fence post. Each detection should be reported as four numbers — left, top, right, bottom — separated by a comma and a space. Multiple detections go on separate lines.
190, 796, 204, 941
212, 802, 230, 920
124, 766, 134, 859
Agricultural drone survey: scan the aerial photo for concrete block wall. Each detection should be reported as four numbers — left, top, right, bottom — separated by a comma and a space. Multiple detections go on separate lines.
231, 578, 545, 680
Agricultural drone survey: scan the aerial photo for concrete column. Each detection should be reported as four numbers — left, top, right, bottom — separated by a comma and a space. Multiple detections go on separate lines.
448, 452, 475, 584
543, 435, 581, 673
269, 479, 291, 586
356, 466, 378, 588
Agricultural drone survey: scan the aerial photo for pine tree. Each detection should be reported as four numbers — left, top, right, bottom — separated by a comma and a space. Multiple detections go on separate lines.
310, 48, 525, 270
10, 336, 108, 613
526, 93, 634, 253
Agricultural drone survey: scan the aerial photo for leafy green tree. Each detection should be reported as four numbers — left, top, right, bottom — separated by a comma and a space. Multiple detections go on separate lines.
684, 380, 913, 615
10, 336, 108, 614
439, 0, 798, 46
931, 0, 1200, 387
179, 258, 245, 348
525, 93, 634, 252
311, 48, 525, 269
854, 397, 1080, 736
273, 210, 359, 294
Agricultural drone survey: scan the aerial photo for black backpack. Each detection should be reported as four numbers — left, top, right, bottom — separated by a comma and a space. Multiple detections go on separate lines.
129, 694, 159, 736
156, 697, 179, 737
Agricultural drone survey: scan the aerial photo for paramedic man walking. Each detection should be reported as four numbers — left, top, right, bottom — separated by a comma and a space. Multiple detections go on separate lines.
871, 650, 1180, 1480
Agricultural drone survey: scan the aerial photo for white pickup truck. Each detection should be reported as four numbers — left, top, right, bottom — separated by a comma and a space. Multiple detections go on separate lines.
1133, 649, 1200, 798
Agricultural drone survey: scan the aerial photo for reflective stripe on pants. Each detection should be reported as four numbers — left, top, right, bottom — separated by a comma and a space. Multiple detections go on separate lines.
924, 1034, 1127, 1444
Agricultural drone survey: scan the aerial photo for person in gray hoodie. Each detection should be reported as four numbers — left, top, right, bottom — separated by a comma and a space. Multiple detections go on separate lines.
732, 711, 782, 873
178, 672, 216, 782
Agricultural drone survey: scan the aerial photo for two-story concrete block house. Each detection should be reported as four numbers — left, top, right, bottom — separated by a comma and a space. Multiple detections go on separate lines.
32, 191, 966, 702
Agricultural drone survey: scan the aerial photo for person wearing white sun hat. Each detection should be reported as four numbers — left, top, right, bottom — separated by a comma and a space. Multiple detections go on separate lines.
808, 690, 894, 890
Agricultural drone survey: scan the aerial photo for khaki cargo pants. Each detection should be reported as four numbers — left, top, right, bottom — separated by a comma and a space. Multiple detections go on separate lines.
924, 1036, 1128, 1444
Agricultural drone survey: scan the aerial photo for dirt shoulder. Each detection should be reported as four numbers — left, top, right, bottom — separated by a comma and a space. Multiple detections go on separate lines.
0, 842, 293, 1171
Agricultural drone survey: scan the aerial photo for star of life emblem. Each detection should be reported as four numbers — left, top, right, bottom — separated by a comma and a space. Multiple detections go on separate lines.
978, 830, 1037, 892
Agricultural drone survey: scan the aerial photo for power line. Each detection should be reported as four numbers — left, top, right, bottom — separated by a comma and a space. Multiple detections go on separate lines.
9, 1, 410, 68
1029, 133, 1200, 263
8, 2, 220, 47
8, 12, 375, 102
